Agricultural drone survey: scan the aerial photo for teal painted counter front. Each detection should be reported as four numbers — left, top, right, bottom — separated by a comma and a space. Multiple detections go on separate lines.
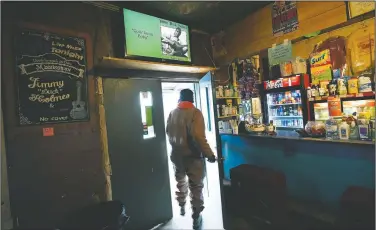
221, 134, 375, 210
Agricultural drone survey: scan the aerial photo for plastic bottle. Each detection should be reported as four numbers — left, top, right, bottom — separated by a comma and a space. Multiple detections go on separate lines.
325, 117, 339, 140
339, 118, 350, 140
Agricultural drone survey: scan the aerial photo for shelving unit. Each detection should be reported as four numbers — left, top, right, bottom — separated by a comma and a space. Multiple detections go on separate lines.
218, 114, 240, 119
270, 116, 303, 118
216, 97, 241, 99
309, 92, 375, 101
269, 103, 301, 106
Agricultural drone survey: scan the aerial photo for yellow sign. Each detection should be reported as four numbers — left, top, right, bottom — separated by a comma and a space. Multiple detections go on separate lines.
348, 2, 375, 19
310, 49, 331, 67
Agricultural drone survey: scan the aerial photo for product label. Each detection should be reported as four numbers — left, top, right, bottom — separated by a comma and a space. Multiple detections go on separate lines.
263, 76, 300, 90
311, 64, 333, 84
340, 128, 347, 136
359, 82, 372, 92
359, 125, 369, 139
310, 50, 331, 67
356, 36, 374, 55
348, 79, 359, 94
327, 97, 342, 117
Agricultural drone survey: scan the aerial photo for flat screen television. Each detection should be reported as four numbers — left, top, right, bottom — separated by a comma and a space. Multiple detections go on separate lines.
123, 8, 192, 63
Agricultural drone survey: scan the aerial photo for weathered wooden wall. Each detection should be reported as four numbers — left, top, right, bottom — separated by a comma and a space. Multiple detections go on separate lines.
1, 1, 214, 228
1, 2, 107, 228
214, 1, 349, 65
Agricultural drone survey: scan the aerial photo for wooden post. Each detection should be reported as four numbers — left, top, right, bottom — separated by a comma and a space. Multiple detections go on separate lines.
96, 76, 113, 201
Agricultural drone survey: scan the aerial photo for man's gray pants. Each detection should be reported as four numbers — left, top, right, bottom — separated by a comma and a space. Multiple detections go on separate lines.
170, 154, 205, 214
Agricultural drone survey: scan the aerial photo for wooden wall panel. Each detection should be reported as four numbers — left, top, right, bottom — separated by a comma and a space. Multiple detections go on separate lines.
214, 1, 348, 65
1, 2, 109, 228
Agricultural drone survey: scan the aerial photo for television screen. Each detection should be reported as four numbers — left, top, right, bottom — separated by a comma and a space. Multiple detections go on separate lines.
123, 8, 191, 62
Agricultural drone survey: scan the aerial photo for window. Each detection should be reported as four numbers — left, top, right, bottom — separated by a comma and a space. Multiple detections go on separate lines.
140, 91, 155, 139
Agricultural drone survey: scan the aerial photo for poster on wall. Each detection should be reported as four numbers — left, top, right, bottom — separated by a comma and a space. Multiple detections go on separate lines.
272, 1, 299, 37
15, 29, 89, 125
268, 40, 293, 66
347, 2, 375, 19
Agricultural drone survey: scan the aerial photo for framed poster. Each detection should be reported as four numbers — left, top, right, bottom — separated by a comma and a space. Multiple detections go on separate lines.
272, 1, 299, 37
15, 28, 90, 125
346, 2, 375, 19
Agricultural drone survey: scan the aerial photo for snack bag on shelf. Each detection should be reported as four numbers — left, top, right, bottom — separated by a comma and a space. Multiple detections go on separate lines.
358, 68, 374, 93
347, 24, 375, 76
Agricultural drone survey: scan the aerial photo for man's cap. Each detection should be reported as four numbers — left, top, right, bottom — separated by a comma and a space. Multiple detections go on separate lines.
179, 89, 194, 103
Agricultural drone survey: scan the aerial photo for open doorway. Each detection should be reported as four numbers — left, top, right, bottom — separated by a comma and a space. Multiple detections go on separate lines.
161, 82, 223, 229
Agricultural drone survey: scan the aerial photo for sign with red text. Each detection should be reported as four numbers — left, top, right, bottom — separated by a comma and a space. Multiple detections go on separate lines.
264, 75, 301, 90
43, 127, 54, 136
272, 1, 299, 37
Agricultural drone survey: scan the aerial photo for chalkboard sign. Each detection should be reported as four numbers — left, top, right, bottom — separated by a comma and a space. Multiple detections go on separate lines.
15, 28, 89, 125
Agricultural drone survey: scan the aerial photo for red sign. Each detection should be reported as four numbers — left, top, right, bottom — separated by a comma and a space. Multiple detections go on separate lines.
43, 127, 54, 137
264, 75, 301, 90
328, 97, 342, 117
272, 1, 299, 36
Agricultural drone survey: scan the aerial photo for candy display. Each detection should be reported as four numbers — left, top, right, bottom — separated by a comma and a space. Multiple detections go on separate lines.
305, 121, 326, 138
238, 59, 260, 100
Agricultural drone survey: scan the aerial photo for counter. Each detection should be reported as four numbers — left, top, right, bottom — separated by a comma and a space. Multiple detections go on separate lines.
220, 133, 375, 210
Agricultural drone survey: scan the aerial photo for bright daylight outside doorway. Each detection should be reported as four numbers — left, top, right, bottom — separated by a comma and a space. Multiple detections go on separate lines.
159, 82, 223, 229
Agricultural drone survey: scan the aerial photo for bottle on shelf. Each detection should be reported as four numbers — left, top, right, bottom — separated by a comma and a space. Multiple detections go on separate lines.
325, 117, 339, 140
293, 105, 298, 116
339, 115, 350, 140
296, 90, 301, 103
217, 104, 221, 117
298, 106, 302, 116
277, 106, 281, 116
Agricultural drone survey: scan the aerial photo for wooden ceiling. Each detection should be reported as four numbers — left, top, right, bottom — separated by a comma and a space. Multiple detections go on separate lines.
114, 1, 271, 34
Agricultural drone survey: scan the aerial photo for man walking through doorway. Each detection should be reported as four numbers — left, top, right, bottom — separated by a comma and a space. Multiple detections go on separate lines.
166, 89, 216, 229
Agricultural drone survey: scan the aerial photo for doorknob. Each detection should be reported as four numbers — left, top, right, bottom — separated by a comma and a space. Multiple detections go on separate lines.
217, 157, 225, 162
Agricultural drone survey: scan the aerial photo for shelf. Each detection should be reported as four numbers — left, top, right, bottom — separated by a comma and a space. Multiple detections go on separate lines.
309, 92, 375, 102
218, 114, 239, 119
96, 57, 217, 74
270, 116, 303, 118
216, 97, 241, 99
275, 126, 303, 129
269, 103, 301, 106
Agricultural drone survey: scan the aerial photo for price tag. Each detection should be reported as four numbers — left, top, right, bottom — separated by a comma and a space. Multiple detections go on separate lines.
357, 93, 364, 97
43, 127, 54, 137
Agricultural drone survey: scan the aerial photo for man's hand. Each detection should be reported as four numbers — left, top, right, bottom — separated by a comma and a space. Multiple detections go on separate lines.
207, 155, 216, 163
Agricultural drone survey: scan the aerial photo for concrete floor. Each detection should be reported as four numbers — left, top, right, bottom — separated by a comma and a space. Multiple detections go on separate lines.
156, 141, 224, 230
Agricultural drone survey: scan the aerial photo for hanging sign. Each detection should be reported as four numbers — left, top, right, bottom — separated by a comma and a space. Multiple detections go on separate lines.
15, 28, 89, 125
272, 1, 299, 37
268, 41, 293, 66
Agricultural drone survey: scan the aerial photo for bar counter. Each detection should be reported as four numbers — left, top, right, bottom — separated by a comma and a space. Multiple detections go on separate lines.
220, 133, 375, 210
